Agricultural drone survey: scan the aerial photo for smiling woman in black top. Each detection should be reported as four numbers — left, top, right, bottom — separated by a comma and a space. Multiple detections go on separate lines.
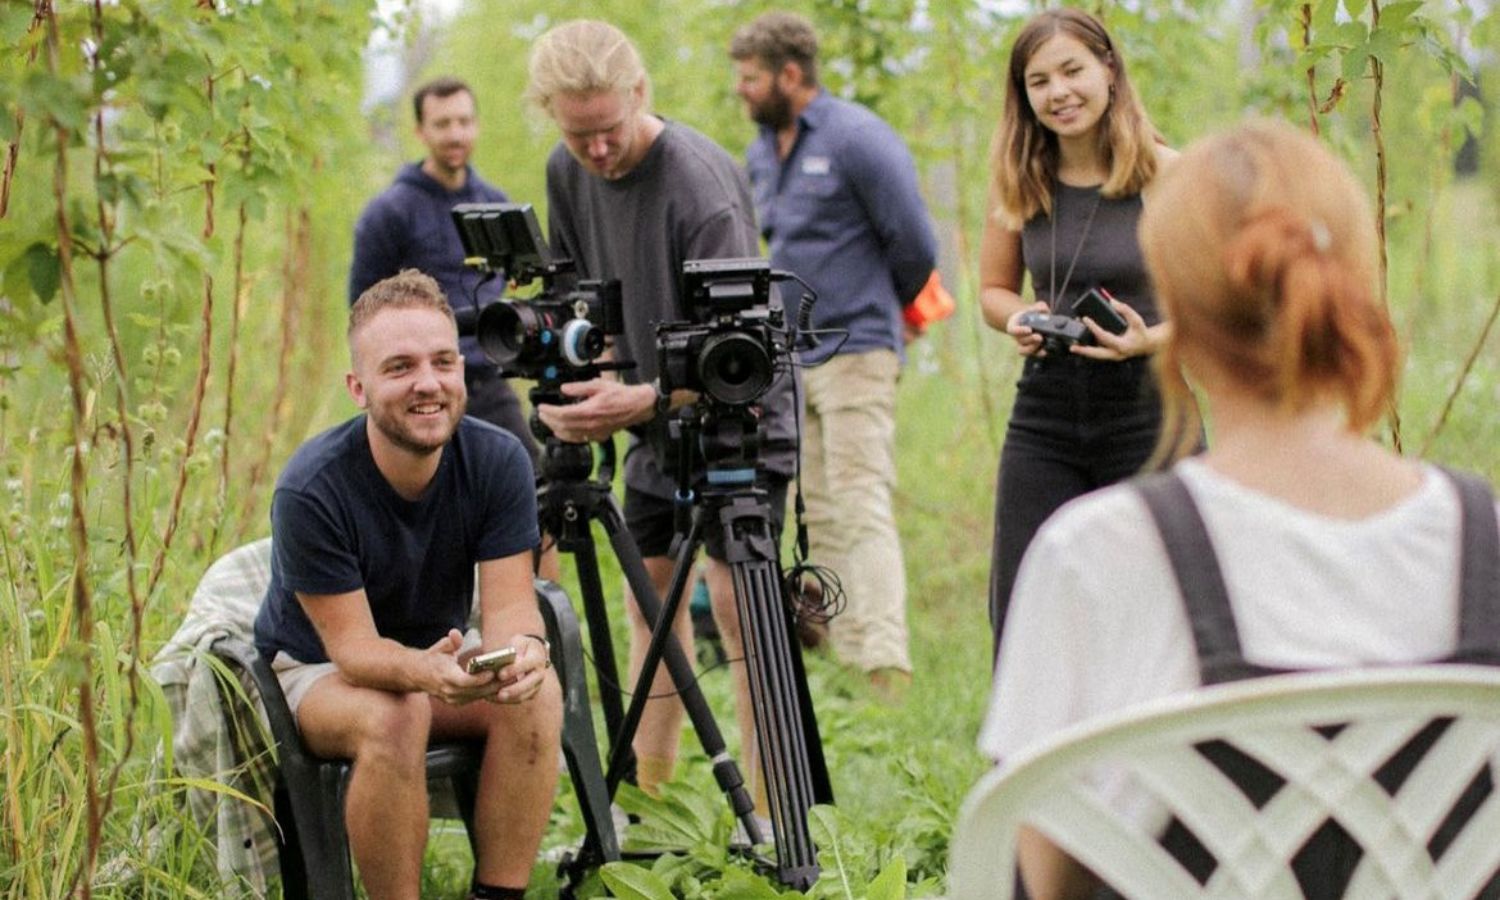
979, 7, 1180, 661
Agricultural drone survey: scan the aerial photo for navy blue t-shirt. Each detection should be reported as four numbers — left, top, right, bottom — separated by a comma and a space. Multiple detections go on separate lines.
253, 416, 539, 664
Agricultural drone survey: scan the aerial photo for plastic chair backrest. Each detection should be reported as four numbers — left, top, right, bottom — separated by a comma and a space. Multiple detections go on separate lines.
949, 666, 1500, 899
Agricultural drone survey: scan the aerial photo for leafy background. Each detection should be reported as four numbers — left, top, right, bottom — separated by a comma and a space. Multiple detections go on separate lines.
1, 0, 1496, 896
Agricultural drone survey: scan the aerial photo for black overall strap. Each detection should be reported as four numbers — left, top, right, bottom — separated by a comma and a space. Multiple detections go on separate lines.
1440, 466, 1500, 660
1135, 472, 1254, 685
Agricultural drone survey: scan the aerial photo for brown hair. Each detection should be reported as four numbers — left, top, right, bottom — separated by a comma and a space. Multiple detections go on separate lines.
348, 269, 456, 357
989, 8, 1161, 229
525, 19, 651, 116
412, 77, 474, 124
729, 11, 819, 87
1139, 119, 1399, 462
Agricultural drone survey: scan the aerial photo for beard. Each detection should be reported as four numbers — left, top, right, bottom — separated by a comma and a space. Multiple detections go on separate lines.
368, 392, 466, 456
749, 86, 793, 130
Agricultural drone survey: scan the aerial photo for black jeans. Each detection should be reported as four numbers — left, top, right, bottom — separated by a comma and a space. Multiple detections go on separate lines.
989, 354, 1163, 661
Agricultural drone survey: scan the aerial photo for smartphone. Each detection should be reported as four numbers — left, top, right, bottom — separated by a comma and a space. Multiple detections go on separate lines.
466, 646, 517, 676
1071, 287, 1128, 336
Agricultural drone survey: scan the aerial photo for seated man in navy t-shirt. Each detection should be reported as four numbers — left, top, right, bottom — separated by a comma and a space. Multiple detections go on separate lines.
253, 270, 556, 900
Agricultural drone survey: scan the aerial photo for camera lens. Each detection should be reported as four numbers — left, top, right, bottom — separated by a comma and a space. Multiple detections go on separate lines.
476, 302, 548, 368
697, 332, 773, 405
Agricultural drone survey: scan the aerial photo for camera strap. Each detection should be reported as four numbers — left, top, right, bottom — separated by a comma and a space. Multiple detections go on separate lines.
1048, 184, 1103, 314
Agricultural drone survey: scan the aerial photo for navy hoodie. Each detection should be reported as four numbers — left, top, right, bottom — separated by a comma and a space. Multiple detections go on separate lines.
348, 162, 509, 368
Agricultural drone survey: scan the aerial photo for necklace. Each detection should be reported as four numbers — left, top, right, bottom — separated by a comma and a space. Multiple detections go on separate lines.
1048, 183, 1103, 314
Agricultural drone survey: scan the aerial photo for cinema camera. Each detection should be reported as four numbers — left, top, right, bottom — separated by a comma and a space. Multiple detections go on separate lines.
450, 202, 625, 388
656, 258, 792, 408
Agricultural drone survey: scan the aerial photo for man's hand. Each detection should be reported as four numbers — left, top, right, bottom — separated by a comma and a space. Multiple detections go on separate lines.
487, 633, 550, 705
535, 378, 656, 443
423, 629, 505, 706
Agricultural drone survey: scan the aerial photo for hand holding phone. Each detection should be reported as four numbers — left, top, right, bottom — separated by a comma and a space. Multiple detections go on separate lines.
466, 646, 517, 676
1071, 287, 1128, 336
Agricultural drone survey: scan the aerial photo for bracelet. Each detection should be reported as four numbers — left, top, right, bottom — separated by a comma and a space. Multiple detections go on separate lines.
519, 632, 552, 667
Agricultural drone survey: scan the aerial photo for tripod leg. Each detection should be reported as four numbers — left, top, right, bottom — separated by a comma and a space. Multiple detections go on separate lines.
570, 538, 629, 770
721, 494, 822, 890
596, 497, 761, 835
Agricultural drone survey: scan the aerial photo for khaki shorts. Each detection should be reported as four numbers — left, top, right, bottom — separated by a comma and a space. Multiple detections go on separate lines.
270, 629, 483, 718
270, 652, 340, 718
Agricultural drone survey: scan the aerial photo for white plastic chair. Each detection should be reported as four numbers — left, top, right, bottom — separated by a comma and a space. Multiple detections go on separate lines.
950, 666, 1500, 899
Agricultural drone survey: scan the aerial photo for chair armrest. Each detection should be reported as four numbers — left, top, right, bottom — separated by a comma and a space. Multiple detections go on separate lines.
535, 580, 580, 682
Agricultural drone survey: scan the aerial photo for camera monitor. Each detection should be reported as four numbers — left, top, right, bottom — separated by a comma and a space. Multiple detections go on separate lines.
452, 202, 554, 283
681, 257, 772, 314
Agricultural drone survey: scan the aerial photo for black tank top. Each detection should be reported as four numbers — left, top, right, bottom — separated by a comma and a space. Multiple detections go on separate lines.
1020, 182, 1159, 326
1132, 468, 1500, 898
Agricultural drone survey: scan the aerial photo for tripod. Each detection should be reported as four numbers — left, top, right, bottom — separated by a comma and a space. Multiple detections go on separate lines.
529, 387, 764, 885
614, 404, 834, 890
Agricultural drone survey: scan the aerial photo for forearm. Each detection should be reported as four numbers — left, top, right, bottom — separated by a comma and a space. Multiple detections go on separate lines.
328, 635, 440, 694
980, 284, 1031, 332
477, 553, 549, 655
481, 603, 548, 652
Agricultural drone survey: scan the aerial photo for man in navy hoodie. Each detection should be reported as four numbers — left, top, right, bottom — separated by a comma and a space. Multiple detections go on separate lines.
348, 77, 538, 464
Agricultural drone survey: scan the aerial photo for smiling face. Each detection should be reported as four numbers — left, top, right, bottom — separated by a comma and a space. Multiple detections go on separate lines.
415, 89, 478, 178
551, 86, 650, 181
347, 306, 466, 458
1022, 33, 1114, 142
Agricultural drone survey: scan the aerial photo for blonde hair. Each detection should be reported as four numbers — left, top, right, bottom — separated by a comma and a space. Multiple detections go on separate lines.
1140, 119, 1399, 463
989, 8, 1161, 229
525, 19, 651, 115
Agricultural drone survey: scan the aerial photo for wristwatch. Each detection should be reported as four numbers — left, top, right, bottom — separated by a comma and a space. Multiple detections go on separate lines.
651, 378, 672, 416
519, 632, 552, 668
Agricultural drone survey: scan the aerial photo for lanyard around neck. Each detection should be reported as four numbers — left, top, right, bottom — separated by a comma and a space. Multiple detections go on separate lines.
1049, 184, 1104, 314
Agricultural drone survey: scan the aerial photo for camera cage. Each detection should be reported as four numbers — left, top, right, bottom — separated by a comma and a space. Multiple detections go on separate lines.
450, 202, 626, 386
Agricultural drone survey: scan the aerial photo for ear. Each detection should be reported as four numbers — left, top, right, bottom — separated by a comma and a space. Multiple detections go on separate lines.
346, 371, 368, 409
778, 60, 803, 90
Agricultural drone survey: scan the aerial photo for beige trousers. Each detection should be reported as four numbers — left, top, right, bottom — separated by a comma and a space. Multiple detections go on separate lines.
800, 349, 911, 672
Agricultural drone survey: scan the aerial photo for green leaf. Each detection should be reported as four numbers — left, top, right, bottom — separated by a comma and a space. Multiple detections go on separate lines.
0, 5, 35, 44
1341, 43, 1370, 82
1378, 1, 1424, 32
866, 857, 908, 900
23, 242, 60, 304
600, 862, 677, 900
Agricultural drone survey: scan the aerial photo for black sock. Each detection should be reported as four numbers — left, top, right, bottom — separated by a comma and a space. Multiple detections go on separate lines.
469, 881, 526, 900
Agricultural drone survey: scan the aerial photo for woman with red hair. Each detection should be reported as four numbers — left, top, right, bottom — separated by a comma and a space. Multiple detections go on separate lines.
981, 118, 1500, 900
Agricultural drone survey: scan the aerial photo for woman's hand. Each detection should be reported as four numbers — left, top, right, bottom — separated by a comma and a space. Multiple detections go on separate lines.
1072, 299, 1156, 361
1005, 301, 1051, 357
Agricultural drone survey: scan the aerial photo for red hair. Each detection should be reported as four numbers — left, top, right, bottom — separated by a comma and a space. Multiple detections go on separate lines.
1139, 120, 1399, 461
